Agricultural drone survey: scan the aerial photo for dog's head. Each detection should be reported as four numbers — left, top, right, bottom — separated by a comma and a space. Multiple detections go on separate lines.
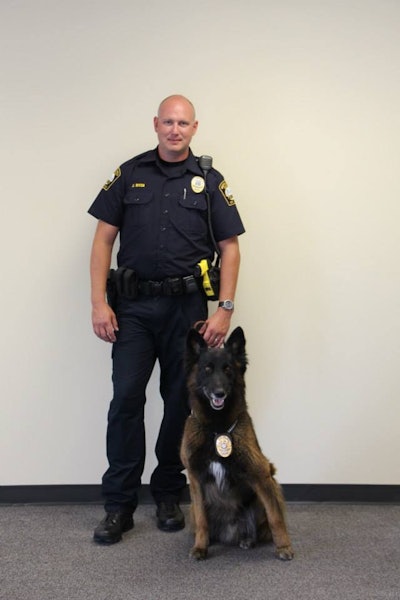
185, 326, 248, 414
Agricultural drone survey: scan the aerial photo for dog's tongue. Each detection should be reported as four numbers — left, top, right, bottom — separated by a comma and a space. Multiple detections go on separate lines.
211, 395, 225, 410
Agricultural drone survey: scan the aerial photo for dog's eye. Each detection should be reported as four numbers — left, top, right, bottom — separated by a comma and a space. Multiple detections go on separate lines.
223, 365, 232, 374
204, 365, 213, 374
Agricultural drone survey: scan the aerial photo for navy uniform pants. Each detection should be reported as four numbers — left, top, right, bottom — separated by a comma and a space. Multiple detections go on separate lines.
102, 291, 208, 514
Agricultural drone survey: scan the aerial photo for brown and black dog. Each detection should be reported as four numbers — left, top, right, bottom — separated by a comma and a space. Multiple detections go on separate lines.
180, 326, 294, 561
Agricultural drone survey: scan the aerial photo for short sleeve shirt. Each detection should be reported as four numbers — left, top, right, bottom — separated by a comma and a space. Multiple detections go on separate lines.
88, 148, 245, 280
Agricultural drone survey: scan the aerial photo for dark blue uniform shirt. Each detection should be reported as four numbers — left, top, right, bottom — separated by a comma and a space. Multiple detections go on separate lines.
88, 148, 245, 280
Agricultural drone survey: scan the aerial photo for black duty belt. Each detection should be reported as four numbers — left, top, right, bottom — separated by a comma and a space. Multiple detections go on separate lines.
138, 275, 199, 296
108, 267, 201, 299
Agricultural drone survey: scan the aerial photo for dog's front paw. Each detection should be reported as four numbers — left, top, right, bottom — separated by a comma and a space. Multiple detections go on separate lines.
239, 537, 256, 550
190, 546, 208, 560
275, 545, 294, 561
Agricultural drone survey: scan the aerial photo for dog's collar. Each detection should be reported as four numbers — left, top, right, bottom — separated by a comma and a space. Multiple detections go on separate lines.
190, 410, 237, 434
225, 420, 238, 435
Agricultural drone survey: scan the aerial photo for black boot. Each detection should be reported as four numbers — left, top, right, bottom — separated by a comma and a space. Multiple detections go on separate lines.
156, 502, 185, 532
93, 512, 134, 544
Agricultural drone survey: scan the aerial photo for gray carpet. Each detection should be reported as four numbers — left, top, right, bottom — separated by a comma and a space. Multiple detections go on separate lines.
1, 503, 399, 600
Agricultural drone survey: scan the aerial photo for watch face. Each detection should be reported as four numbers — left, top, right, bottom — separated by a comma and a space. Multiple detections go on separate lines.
220, 300, 234, 310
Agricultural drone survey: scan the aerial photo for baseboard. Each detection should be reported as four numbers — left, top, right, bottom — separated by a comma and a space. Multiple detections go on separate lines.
282, 484, 400, 503
0, 484, 399, 505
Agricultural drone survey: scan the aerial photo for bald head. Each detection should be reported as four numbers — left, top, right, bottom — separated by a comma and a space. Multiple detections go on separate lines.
157, 95, 196, 120
154, 95, 198, 162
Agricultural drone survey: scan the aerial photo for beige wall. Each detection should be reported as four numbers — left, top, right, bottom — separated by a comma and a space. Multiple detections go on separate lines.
1, 0, 399, 486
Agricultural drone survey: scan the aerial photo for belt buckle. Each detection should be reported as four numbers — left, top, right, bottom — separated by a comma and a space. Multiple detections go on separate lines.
165, 277, 183, 296
150, 281, 163, 296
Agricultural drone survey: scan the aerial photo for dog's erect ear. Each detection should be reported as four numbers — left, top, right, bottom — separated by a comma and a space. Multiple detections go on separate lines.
185, 328, 208, 368
226, 326, 246, 350
225, 327, 248, 372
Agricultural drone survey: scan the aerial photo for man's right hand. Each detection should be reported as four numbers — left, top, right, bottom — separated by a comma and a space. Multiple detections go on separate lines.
92, 302, 119, 343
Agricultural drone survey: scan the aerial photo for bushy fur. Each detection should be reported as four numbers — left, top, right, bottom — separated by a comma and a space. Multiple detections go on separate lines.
180, 327, 294, 560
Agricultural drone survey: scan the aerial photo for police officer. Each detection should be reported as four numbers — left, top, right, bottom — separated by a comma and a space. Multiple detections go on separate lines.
89, 95, 245, 544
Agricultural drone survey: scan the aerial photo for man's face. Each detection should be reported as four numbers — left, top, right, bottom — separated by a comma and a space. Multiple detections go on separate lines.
154, 98, 198, 162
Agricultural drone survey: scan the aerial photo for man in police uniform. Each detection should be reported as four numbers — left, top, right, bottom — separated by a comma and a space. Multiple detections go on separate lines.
89, 95, 245, 544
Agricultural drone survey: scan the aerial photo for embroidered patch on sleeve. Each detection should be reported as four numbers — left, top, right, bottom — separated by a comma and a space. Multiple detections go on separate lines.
219, 180, 236, 206
103, 167, 121, 191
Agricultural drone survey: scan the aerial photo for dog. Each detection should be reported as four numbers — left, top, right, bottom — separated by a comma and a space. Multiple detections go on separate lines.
180, 326, 294, 561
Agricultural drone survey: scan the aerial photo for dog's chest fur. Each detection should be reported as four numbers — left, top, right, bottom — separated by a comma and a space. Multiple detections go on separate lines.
203, 459, 244, 514
199, 439, 256, 510
209, 460, 226, 490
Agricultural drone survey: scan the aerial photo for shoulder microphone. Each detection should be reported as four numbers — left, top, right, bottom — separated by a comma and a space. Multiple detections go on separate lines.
198, 155, 213, 174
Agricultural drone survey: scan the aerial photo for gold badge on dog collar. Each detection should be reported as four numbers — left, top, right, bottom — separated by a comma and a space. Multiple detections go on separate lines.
215, 434, 233, 458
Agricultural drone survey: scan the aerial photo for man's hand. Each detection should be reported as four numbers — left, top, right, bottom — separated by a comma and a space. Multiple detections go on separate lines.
92, 301, 119, 343
197, 235, 240, 347
198, 308, 232, 347
90, 220, 120, 343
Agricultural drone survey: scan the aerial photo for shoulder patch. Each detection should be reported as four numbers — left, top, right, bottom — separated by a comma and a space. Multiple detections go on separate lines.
218, 180, 236, 206
103, 167, 121, 191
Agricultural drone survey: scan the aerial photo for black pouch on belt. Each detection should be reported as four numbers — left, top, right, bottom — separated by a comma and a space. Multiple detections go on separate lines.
106, 270, 118, 311
107, 267, 139, 304
208, 265, 220, 300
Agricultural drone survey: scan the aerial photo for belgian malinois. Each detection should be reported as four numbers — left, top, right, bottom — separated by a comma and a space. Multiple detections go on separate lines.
180, 326, 294, 561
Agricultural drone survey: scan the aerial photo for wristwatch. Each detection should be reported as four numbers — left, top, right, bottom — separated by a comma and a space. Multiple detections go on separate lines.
218, 300, 234, 311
